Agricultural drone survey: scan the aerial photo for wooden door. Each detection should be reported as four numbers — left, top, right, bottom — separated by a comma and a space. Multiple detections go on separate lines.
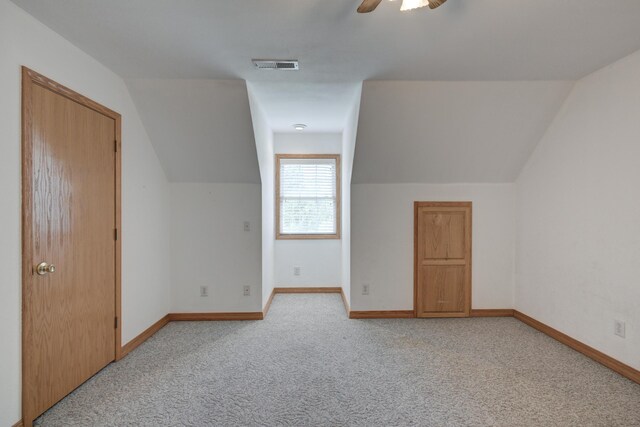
414, 202, 471, 318
22, 67, 121, 426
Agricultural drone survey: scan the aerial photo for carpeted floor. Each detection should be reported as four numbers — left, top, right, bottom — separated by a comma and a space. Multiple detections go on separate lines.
35, 294, 640, 426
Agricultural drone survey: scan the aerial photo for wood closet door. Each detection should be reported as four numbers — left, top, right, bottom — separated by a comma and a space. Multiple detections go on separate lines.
22, 67, 121, 426
414, 202, 471, 318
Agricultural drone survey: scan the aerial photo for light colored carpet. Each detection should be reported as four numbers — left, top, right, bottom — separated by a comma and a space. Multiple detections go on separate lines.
36, 294, 640, 426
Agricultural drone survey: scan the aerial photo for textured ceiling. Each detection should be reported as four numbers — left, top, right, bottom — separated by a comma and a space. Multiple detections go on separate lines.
352, 80, 575, 183
11, 0, 640, 81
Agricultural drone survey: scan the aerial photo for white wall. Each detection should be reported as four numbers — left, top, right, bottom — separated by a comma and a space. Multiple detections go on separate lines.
516, 49, 640, 370
351, 184, 515, 311
247, 85, 275, 308
274, 241, 342, 287
274, 132, 342, 154
0, 1, 171, 424
273, 133, 342, 287
170, 184, 262, 312
341, 87, 362, 306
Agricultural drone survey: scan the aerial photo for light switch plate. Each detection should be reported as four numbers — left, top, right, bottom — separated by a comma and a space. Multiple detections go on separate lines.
614, 320, 626, 338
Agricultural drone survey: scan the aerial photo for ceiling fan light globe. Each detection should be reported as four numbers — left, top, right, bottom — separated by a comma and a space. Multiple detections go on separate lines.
400, 0, 430, 11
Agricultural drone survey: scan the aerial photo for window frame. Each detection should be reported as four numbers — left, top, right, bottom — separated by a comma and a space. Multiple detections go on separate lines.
275, 153, 341, 240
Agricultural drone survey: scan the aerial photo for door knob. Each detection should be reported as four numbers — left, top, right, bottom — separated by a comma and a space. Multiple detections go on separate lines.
36, 262, 56, 276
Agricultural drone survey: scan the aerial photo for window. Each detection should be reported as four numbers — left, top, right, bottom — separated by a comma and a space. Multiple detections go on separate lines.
276, 154, 341, 239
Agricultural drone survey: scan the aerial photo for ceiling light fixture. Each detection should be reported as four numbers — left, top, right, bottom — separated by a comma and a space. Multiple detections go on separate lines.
359, 0, 445, 13
293, 124, 307, 131
398, 0, 429, 12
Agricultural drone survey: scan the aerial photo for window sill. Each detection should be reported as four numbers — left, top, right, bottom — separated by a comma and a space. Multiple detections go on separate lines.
276, 233, 341, 240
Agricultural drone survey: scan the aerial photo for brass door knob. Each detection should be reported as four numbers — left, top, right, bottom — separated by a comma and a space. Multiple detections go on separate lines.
36, 262, 56, 276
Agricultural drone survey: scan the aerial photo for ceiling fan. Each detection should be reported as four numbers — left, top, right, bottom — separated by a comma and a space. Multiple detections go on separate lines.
358, 0, 447, 13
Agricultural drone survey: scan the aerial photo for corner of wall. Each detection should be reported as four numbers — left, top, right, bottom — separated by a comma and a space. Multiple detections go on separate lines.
513, 49, 640, 370
247, 83, 275, 308
341, 83, 363, 305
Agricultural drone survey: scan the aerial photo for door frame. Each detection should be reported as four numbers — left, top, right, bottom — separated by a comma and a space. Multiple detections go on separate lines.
21, 66, 122, 423
413, 201, 472, 318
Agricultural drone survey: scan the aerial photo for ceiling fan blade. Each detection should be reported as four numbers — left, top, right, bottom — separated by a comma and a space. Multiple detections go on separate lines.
428, 0, 447, 9
357, 0, 383, 13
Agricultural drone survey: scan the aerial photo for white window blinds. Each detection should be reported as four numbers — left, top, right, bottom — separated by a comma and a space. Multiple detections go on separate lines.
279, 157, 337, 235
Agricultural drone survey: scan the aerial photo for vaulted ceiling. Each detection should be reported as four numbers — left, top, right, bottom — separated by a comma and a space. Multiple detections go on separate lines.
352, 80, 574, 183
12, 0, 640, 183
126, 79, 260, 183
12, 0, 640, 81
247, 82, 362, 133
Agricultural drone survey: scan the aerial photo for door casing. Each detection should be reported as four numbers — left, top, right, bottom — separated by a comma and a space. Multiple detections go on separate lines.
21, 66, 122, 425
414, 201, 472, 318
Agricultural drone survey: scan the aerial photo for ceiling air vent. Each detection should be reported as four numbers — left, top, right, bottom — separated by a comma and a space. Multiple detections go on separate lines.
252, 59, 299, 70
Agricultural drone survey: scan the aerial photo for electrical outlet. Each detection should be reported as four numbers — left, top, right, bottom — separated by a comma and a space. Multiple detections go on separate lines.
244, 221, 250, 232
614, 320, 626, 338
243, 285, 251, 296
200, 286, 208, 297
362, 283, 370, 295
294, 266, 301, 276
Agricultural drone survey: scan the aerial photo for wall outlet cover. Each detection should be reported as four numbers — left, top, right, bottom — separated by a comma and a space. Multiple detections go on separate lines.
244, 221, 250, 232
243, 285, 251, 296
294, 266, 301, 276
362, 283, 370, 295
200, 286, 209, 297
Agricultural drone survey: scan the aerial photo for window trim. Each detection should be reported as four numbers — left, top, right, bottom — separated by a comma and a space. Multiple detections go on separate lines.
275, 154, 341, 240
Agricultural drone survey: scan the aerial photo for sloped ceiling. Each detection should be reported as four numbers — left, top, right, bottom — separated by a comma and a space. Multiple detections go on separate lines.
12, 0, 640, 184
352, 81, 575, 183
126, 79, 260, 183
11, 0, 640, 81
248, 82, 362, 133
